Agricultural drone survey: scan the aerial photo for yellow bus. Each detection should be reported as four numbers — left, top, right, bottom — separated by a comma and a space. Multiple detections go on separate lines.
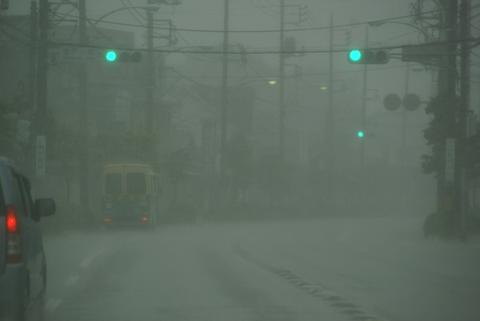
101, 163, 161, 227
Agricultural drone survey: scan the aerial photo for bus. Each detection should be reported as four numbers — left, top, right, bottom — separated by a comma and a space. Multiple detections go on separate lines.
101, 163, 161, 227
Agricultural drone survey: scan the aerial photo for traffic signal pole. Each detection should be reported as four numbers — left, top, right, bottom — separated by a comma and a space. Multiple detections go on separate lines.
458, 0, 471, 237
278, 0, 286, 161
360, 25, 369, 168
326, 14, 334, 213
146, 8, 155, 137
220, 0, 229, 181
78, 0, 91, 223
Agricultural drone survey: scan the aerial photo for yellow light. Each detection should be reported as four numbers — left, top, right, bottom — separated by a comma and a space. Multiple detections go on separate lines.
320, 85, 328, 91
268, 80, 278, 85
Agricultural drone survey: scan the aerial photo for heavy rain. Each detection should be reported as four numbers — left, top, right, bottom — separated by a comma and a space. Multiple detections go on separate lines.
1, 0, 480, 321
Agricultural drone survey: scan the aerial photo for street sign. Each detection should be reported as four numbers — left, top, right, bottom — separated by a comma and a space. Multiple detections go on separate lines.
445, 138, 456, 184
383, 93, 402, 111
35, 136, 47, 177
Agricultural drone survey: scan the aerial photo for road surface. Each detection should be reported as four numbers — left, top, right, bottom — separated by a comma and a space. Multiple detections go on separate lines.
41, 217, 480, 321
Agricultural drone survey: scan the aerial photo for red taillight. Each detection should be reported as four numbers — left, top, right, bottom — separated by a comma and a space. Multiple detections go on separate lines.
5, 206, 21, 263
6, 206, 18, 233
103, 217, 113, 224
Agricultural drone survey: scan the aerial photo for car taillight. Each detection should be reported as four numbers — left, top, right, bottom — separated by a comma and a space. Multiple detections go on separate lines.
103, 217, 113, 224
5, 206, 22, 263
6, 207, 17, 233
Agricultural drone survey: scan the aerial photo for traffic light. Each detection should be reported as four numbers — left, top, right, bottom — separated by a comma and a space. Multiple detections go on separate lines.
356, 130, 365, 139
104, 50, 142, 63
348, 49, 363, 63
348, 49, 389, 64
104, 50, 118, 63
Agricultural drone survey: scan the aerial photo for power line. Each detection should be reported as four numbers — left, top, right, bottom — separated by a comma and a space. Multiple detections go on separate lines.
121, 0, 145, 26
49, 36, 480, 55
57, 10, 439, 34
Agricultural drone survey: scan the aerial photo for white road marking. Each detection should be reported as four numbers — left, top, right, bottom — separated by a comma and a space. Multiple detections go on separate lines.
80, 247, 106, 269
45, 298, 62, 312
65, 274, 80, 286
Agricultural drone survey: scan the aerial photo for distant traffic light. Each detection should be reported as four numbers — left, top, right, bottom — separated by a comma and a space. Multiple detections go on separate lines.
356, 130, 365, 139
105, 50, 118, 63
348, 49, 389, 64
348, 49, 363, 63
104, 50, 142, 63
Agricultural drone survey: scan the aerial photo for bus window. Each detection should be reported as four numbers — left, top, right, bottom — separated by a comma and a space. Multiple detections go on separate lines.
105, 173, 122, 195
127, 173, 146, 194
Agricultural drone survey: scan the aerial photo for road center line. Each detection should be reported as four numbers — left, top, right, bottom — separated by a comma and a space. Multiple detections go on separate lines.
80, 247, 106, 270
45, 298, 62, 312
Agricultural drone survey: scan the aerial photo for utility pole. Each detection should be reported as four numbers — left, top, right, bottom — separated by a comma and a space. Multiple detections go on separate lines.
436, 0, 458, 235
326, 14, 334, 213
37, 0, 48, 135
220, 0, 229, 180
360, 25, 369, 168
458, 0, 471, 237
146, 8, 155, 138
278, 0, 286, 161
401, 63, 410, 167
78, 0, 90, 222
28, 0, 38, 177
33, 0, 49, 181
29, 1, 38, 117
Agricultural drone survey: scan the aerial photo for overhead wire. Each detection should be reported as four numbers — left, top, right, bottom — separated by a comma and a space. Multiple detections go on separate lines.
49, 36, 480, 55
121, 0, 146, 26
55, 10, 440, 34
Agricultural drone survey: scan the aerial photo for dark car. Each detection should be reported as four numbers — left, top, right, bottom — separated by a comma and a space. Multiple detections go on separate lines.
0, 158, 55, 320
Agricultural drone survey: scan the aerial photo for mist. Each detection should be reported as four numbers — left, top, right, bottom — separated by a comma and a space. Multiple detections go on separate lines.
0, 0, 480, 321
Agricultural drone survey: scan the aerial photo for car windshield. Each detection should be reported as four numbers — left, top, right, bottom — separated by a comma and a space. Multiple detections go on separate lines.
1, 1, 480, 321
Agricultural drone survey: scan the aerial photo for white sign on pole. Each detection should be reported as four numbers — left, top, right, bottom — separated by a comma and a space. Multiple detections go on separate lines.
35, 135, 47, 177
445, 138, 455, 184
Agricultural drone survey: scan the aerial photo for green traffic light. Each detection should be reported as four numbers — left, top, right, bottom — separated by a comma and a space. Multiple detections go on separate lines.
357, 130, 365, 138
348, 49, 363, 63
105, 50, 118, 63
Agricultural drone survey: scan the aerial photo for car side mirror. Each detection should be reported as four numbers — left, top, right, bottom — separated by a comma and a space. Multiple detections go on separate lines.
34, 198, 56, 221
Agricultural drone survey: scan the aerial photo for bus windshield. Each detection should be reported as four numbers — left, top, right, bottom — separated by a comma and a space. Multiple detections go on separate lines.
126, 173, 146, 194
105, 173, 122, 195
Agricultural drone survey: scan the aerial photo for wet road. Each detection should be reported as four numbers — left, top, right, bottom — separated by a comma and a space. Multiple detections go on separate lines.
42, 218, 480, 321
